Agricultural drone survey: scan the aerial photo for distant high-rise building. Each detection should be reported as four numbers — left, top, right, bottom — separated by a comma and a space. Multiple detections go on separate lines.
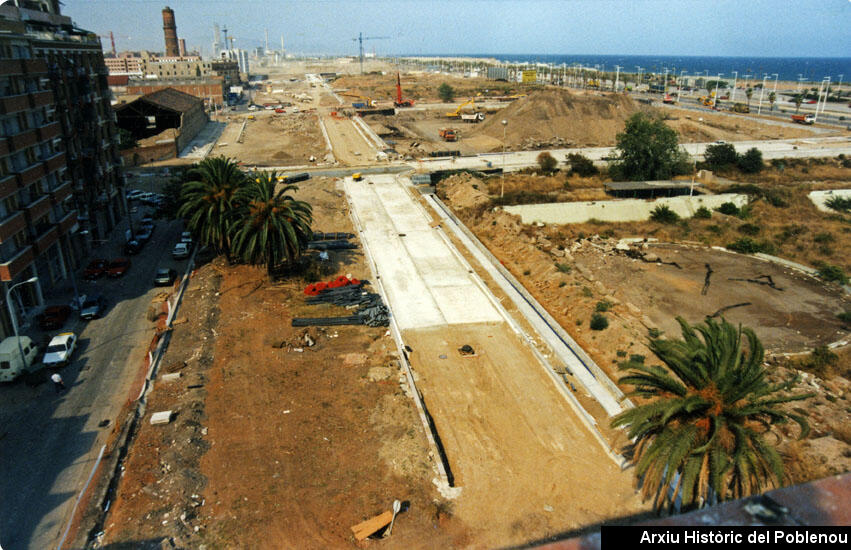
162, 6, 179, 57
212, 23, 222, 57
178, 38, 186, 57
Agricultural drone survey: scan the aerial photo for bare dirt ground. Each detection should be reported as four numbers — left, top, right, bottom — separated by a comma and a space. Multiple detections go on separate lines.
212, 112, 326, 166
662, 106, 829, 142
322, 114, 377, 165
438, 172, 851, 489
97, 178, 473, 548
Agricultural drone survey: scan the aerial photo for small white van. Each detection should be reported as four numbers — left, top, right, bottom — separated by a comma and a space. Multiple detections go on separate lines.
0, 336, 40, 382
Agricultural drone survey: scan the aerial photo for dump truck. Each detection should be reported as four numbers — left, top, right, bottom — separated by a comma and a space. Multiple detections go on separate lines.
662, 94, 676, 104
730, 103, 750, 113
438, 128, 457, 142
460, 112, 485, 123
791, 114, 815, 124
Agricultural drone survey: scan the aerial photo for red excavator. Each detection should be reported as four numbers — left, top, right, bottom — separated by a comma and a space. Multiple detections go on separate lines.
394, 72, 414, 108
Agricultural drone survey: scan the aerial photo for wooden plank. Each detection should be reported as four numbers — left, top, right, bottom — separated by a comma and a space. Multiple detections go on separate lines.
350, 510, 392, 541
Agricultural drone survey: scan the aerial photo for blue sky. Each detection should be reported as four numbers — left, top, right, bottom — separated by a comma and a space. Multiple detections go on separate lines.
63, 0, 851, 58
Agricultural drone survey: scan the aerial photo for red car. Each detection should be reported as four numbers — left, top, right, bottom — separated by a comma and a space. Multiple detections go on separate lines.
107, 257, 131, 277
83, 259, 108, 279
36, 305, 72, 330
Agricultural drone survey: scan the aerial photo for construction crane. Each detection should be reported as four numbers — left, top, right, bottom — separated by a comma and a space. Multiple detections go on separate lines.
394, 73, 414, 107
96, 31, 118, 56
351, 32, 389, 74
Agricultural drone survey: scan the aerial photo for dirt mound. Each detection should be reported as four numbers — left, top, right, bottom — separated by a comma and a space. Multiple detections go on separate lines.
472, 88, 638, 149
438, 173, 490, 210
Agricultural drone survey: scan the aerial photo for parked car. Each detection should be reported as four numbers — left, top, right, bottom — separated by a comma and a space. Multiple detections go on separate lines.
83, 259, 108, 280
126, 189, 144, 200
123, 239, 143, 255
36, 305, 72, 331
42, 332, 77, 368
154, 268, 177, 286
79, 294, 106, 320
180, 231, 192, 244
135, 228, 153, 243
172, 242, 190, 259
107, 257, 131, 277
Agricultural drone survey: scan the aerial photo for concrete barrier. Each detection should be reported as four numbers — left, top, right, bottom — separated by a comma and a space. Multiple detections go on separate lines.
502, 193, 749, 224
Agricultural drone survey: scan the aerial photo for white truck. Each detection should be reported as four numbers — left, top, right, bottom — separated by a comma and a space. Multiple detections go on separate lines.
0, 336, 40, 382
460, 112, 485, 123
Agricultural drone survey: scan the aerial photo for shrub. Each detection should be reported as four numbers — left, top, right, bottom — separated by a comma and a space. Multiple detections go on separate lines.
581, 286, 593, 298
704, 142, 738, 169
565, 153, 599, 177
437, 82, 455, 102
825, 196, 851, 213
650, 204, 680, 224
716, 202, 740, 216
595, 300, 613, 312
738, 223, 761, 236
694, 206, 712, 219
737, 147, 764, 173
813, 232, 835, 244
590, 313, 609, 331
537, 151, 558, 174
556, 263, 572, 273
815, 262, 849, 285
726, 237, 775, 254
838, 311, 851, 325
806, 345, 838, 377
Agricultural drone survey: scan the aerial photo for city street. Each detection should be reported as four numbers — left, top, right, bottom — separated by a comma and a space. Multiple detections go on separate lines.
0, 207, 187, 550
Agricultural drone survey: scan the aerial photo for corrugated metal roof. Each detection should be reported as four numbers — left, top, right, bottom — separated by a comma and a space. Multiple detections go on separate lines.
116, 87, 201, 114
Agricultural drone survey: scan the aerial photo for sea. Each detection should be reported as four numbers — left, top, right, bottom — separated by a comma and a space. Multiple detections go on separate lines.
421, 54, 851, 83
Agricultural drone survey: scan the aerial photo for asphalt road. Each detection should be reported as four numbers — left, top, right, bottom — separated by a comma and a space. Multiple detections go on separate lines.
0, 210, 187, 550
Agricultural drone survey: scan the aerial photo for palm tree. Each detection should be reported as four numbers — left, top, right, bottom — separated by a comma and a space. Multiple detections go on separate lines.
745, 87, 754, 109
230, 171, 313, 274
178, 156, 246, 253
768, 92, 776, 112
793, 94, 803, 113
612, 317, 812, 514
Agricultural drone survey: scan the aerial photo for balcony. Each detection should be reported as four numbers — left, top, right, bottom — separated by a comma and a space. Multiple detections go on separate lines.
0, 211, 25, 243
29, 90, 53, 108
43, 152, 66, 175
0, 94, 30, 115
36, 121, 61, 142
8, 128, 38, 151
0, 174, 17, 200
49, 180, 73, 204
15, 163, 45, 188
0, 245, 34, 282
33, 225, 58, 254
24, 195, 51, 222
56, 210, 77, 235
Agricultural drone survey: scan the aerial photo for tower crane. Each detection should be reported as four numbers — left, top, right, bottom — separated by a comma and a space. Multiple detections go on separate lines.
351, 32, 389, 74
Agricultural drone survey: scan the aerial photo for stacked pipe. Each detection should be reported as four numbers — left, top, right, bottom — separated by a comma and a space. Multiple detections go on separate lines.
294, 277, 389, 327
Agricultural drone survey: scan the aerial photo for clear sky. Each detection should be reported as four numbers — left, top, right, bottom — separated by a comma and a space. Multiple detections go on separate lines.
62, 0, 851, 58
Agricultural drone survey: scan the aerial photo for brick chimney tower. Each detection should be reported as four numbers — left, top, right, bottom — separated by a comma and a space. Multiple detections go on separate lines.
162, 6, 180, 57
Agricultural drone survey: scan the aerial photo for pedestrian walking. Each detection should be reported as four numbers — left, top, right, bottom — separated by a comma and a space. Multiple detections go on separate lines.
51, 372, 66, 394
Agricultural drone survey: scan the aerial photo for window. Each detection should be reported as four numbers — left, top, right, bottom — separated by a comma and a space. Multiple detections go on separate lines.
2, 116, 20, 135
13, 230, 27, 249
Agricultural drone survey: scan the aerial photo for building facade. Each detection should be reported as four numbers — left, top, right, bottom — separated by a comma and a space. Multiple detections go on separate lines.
0, 1, 124, 338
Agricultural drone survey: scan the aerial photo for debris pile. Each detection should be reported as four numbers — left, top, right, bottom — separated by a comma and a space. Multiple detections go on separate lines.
295, 278, 390, 327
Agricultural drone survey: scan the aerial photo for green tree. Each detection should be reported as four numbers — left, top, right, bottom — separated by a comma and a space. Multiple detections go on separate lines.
737, 147, 764, 174
611, 112, 683, 181
768, 91, 776, 112
704, 143, 738, 169
745, 87, 754, 109
612, 317, 811, 513
793, 94, 803, 113
178, 156, 247, 253
566, 153, 599, 177
230, 171, 313, 274
437, 82, 455, 102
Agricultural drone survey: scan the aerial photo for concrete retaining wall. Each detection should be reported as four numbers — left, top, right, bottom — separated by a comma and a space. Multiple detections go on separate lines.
502, 193, 749, 224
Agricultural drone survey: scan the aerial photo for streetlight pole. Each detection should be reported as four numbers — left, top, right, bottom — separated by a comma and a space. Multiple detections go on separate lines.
6, 276, 38, 369
731, 71, 738, 103
771, 73, 779, 111
713, 73, 722, 108
500, 120, 507, 198
757, 74, 767, 115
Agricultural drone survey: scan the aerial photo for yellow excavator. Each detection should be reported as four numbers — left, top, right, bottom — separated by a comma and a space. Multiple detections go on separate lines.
339, 92, 377, 108
446, 97, 478, 118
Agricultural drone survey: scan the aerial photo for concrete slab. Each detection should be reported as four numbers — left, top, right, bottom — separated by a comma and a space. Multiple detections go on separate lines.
808, 189, 851, 213
150, 410, 173, 425
345, 175, 502, 330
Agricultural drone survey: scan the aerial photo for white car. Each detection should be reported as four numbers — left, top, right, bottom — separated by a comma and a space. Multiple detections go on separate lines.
172, 242, 190, 259
43, 332, 77, 368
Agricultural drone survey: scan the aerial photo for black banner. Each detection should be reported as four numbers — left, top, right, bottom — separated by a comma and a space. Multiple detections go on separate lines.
602, 526, 849, 549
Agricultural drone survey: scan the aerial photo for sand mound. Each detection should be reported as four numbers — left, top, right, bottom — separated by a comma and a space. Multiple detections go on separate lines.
438, 173, 490, 210
472, 88, 639, 149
